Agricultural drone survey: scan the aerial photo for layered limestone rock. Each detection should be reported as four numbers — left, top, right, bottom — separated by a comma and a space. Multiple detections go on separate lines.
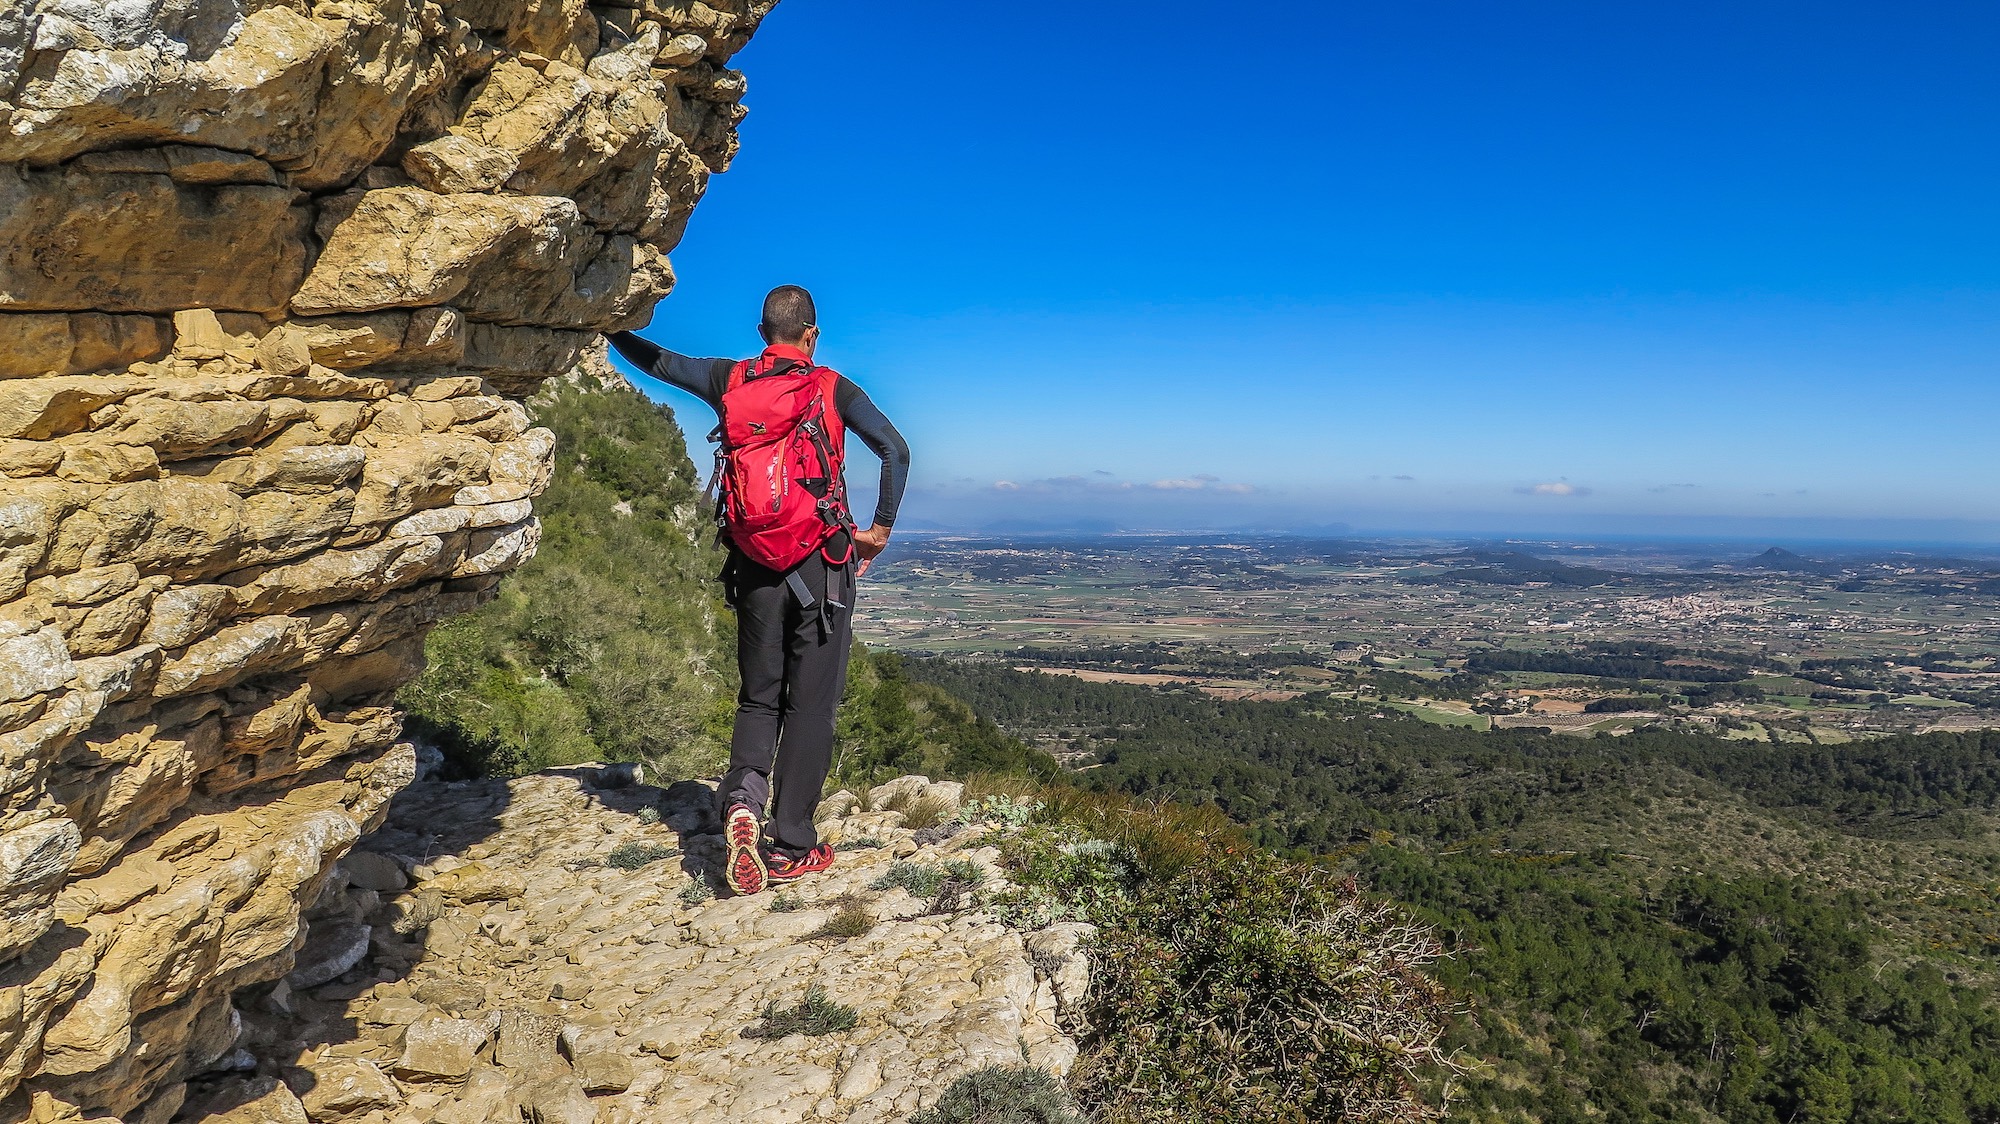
201, 769, 1088, 1124
0, 1, 777, 1119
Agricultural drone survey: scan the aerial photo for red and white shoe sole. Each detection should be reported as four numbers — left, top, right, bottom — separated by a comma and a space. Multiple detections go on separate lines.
725, 807, 767, 895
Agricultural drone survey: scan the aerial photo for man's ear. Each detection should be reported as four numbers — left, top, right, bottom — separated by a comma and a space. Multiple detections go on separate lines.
757, 322, 772, 344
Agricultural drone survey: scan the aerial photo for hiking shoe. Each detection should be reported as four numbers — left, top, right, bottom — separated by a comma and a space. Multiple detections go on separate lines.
766, 845, 835, 884
724, 804, 768, 895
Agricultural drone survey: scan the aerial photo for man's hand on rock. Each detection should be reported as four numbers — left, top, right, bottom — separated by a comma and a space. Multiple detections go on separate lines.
853, 524, 891, 577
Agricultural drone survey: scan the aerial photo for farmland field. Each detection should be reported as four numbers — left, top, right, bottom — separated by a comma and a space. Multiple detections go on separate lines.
862, 534, 2000, 739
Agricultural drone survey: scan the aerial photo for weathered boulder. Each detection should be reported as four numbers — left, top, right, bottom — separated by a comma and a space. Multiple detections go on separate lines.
395, 1014, 492, 1081
292, 1057, 402, 1119
0, 0, 781, 1117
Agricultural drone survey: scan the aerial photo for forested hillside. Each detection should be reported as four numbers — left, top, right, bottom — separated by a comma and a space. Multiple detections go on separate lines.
908, 660, 2000, 1123
399, 356, 736, 777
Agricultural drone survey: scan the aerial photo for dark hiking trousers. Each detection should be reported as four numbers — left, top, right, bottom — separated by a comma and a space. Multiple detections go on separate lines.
719, 549, 855, 855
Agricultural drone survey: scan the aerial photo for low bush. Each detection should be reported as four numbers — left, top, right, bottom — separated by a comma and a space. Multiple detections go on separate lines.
872, 859, 984, 898
961, 792, 1044, 827
744, 985, 859, 1038
605, 842, 677, 870
677, 876, 714, 905
910, 1065, 1088, 1124
990, 785, 1454, 1124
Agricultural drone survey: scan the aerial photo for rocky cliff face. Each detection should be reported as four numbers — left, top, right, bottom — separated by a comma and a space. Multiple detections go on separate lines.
0, 1, 775, 1118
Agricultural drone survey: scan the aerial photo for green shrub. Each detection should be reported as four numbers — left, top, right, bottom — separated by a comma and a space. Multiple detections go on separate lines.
606, 842, 677, 870
872, 859, 984, 898
835, 835, 885, 851
987, 827, 1135, 930
962, 794, 1044, 827
980, 784, 1453, 1123
769, 891, 805, 913
677, 876, 714, 905
1073, 853, 1453, 1124
743, 985, 859, 1038
871, 861, 944, 896
909, 1065, 1088, 1124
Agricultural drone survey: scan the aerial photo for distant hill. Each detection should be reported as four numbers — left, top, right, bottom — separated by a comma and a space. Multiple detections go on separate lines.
1410, 549, 1625, 587
1744, 545, 1843, 575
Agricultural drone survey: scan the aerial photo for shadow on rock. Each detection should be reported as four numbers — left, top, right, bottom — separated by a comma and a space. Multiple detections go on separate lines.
175, 758, 704, 1122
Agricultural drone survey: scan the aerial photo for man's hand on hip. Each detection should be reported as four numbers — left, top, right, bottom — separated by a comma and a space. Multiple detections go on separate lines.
852, 524, 891, 577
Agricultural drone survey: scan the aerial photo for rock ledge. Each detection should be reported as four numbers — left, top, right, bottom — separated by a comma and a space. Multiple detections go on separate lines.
197, 769, 1088, 1124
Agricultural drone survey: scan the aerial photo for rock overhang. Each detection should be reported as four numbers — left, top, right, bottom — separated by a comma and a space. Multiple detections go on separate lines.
0, 1, 779, 1118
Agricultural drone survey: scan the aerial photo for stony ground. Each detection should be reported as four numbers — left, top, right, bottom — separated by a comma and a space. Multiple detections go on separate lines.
180, 768, 1089, 1124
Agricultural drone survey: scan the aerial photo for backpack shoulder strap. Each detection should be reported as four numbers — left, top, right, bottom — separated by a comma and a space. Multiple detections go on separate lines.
724, 357, 754, 394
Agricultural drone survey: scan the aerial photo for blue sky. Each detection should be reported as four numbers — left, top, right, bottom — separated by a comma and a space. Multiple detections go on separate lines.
614, 1, 2000, 542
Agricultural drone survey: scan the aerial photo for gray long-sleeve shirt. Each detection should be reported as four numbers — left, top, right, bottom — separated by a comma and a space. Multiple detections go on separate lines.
608, 331, 910, 528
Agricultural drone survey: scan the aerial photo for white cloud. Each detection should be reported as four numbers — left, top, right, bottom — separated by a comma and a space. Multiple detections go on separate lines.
988, 473, 1255, 496
1516, 480, 1592, 497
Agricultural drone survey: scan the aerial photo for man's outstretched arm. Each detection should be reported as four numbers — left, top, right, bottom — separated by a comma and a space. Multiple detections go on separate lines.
607, 331, 731, 408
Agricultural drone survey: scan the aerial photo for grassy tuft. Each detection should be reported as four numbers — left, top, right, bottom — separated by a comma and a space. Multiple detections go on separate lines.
806, 901, 876, 941
910, 1065, 1088, 1124
677, 876, 715, 905
899, 789, 960, 830
769, 891, 806, 913
962, 771, 1046, 806
1033, 786, 1243, 884
606, 841, 677, 870
743, 985, 859, 1038
835, 835, 884, 851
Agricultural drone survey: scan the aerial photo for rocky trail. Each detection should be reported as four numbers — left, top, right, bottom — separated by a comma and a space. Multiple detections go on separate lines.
184, 769, 1089, 1124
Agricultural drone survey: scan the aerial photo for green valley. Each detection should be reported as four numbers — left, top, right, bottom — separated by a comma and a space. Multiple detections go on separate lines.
904, 659, 2000, 1123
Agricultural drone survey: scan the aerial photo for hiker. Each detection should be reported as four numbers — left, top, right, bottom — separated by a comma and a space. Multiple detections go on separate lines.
608, 285, 909, 895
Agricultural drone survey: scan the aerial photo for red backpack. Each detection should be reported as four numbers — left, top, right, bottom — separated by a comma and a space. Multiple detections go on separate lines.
708, 353, 856, 572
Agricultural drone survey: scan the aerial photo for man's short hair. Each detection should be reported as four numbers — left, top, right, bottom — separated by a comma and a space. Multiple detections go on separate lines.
760, 285, 817, 342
